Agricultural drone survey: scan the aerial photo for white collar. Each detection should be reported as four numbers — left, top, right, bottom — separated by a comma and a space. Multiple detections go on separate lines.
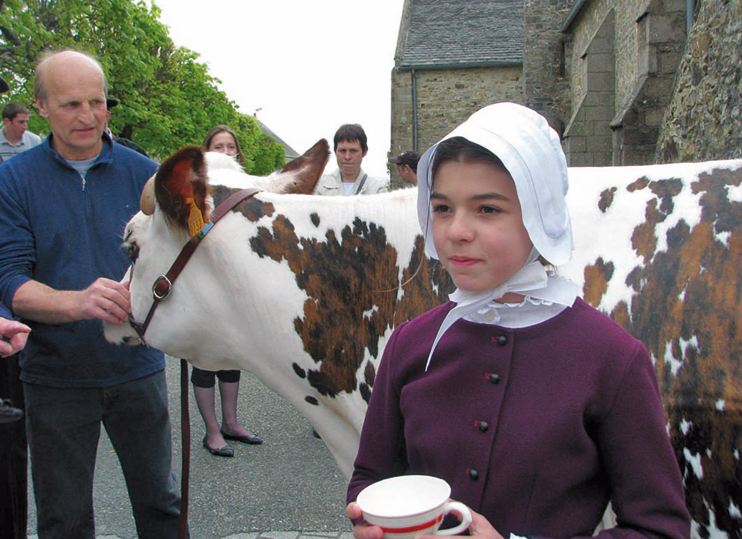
424, 251, 579, 371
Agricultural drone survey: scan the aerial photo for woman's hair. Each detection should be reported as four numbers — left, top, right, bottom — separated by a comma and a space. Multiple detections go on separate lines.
202, 124, 244, 165
430, 136, 506, 183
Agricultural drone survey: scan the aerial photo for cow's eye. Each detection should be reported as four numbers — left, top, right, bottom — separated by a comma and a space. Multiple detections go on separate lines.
124, 241, 140, 264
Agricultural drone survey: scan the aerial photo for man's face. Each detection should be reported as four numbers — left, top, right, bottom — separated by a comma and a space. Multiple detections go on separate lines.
36, 58, 107, 161
3, 114, 29, 141
396, 164, 417, 184
335, 139, 366, 181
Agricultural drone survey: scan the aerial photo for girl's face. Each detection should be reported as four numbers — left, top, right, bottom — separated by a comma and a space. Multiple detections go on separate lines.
208, 131, 238, 156
431, 160, 533, 295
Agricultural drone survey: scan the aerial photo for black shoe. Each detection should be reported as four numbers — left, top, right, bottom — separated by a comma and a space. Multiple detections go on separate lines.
202, 436, 234, 457
0, 399, 23, 424
221, 428, 263, 445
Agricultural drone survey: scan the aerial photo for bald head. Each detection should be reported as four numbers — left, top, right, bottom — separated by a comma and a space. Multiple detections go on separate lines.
34, 50, 110, 160
34, 50, 108, 104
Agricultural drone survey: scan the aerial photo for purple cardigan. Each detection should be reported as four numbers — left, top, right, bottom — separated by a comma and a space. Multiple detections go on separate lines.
348, 298, 690, 539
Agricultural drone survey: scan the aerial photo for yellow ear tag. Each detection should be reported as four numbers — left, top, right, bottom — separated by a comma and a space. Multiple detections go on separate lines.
187, 197, 205, 237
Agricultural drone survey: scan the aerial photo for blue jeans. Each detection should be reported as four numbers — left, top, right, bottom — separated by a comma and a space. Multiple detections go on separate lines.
24, 370, 182, 538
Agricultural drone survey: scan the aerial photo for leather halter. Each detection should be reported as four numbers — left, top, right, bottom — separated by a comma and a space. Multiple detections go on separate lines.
128, 187, 260, 343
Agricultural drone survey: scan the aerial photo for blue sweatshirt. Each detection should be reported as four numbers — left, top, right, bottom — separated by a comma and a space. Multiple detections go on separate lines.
0, 300, 10, 320
0, 134, 164, 387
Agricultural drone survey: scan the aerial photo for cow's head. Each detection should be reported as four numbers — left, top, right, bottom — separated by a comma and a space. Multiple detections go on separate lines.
105, 139, 330, 345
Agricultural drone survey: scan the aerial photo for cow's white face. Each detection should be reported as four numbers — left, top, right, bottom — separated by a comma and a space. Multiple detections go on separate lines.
106, 140, 331, 345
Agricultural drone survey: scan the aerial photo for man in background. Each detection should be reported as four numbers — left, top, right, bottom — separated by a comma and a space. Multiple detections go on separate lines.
0, 102, 41, 163
389, 150, 420, 185
315, 123, 388, 195
105, 96, 149, 157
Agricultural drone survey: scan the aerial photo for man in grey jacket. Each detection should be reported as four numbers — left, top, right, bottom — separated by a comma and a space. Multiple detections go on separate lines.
315, 123, 388, 195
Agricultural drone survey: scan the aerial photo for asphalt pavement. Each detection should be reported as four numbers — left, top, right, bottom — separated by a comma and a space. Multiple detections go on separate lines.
27, 356, 353, 539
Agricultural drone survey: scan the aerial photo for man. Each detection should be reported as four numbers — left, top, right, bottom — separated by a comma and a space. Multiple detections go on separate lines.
0, 74, 31, 539
0, 299, 29, 538
0, 50, 182, 538
315, 123, 388, 195
388, 150, 420, 185
0, 300, 29, 421
0, 102, 42, 162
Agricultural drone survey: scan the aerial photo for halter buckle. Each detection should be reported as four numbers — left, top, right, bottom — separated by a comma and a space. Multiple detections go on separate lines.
152, 275, 173, 300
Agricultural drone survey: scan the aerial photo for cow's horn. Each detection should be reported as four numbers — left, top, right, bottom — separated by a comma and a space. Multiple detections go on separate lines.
140, 175, 156, 215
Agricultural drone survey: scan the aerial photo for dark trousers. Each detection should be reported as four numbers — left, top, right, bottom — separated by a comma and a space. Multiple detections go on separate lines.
0, 353, 27, 539
25, 370, 182, 539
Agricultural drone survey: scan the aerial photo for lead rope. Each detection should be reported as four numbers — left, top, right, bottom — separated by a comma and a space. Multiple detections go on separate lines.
131, 187, 261, 538
179, 358, 190, 539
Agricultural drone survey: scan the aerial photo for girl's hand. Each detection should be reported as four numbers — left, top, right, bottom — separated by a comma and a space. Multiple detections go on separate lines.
417, 507, 504, 539
465, 508, 505, 539
347, 502, 384, 539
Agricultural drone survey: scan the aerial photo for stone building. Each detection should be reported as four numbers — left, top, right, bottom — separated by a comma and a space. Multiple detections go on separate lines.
390, 0, 525, 188
391, 0, 739, 177
562, 0, 689, 166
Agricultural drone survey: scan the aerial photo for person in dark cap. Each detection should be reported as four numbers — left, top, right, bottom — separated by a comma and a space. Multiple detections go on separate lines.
389, 150, 420, 185
105, 96, 149, 157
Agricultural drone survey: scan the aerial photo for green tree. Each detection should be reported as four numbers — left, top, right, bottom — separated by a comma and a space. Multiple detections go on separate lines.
0, 0, 285, 170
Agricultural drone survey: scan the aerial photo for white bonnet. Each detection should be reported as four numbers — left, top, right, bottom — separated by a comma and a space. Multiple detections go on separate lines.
416, 102, 573, 266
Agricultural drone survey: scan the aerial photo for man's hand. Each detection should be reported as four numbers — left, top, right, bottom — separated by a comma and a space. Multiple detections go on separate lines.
0, 317, 30, 357
13, 278, 131, 325
75, 278, 131, 324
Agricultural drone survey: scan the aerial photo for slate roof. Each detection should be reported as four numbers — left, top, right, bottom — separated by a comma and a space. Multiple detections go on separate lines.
398, 0, 524, 69
257, 120, 299, 160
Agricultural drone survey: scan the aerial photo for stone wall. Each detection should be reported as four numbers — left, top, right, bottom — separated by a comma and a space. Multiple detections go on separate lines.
562, 0, 686, 166
390, 68, 415, 176
656, 0, 742, 163
389, 65, 523, 188
523, 0, 574, 133
563, 9, 616, 166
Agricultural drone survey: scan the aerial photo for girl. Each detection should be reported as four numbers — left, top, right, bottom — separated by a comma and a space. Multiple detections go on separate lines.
346, 103, 690, 539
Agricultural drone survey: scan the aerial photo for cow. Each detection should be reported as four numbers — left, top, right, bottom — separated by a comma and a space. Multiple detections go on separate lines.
105, 147, 742, 539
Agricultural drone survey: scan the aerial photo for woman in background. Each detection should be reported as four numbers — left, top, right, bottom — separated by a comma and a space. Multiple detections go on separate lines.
192, 125, 263, 457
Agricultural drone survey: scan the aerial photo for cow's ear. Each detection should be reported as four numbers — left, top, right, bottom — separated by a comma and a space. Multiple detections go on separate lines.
272, 139, 330, 194
155, 145, 210, 231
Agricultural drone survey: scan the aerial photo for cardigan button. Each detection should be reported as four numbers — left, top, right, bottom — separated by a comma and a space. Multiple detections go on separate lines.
478, 421, 489, 432
488, 373, 500, 384
497, 335, 508, 345
468, 468, 479, 480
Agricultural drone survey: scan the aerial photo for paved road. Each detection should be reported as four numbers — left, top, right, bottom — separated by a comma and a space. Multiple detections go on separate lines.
28, 357, 352, 538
